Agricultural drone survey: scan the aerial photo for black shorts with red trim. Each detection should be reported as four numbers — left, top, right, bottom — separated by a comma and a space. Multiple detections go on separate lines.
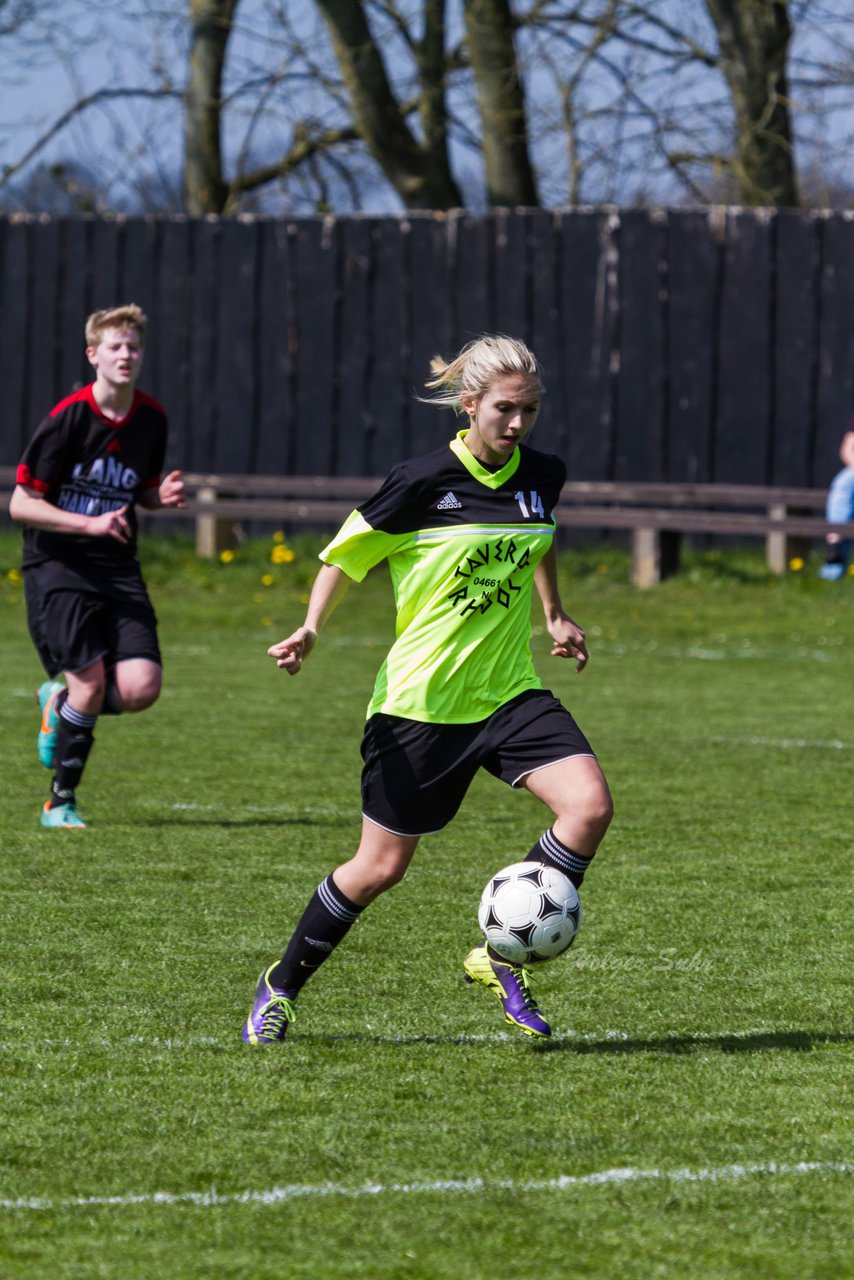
23, 558, 161, 678
360, 689, 595, 837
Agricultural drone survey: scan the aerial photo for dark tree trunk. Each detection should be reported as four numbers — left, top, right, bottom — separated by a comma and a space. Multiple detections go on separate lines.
463, 0, 539, 207
183, 0, 238, 214
315, 0, 462, 209
705, 0, 799, 206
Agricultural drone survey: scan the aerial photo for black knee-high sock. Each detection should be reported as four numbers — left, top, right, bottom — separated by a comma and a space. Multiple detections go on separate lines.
50, 699, 97, 808
526, 828, 595, 888
268, 874, 364, 996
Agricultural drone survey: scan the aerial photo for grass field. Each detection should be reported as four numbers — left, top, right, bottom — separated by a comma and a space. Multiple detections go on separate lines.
0, 528, 852, 1279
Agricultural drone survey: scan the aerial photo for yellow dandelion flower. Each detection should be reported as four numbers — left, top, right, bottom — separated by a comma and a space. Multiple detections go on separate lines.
220, 549, 236, 564
271, 544, 295, 565
261, 573, 274, 587
272, 530, 285, 544
789, 557, 804, 572
6, 568, 22, 585
281, 548, 296, 563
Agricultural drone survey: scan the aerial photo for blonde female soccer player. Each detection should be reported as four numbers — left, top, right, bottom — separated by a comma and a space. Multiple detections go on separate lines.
243, 334, 612, 1043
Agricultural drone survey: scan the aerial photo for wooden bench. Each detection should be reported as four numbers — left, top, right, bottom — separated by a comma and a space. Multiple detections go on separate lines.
3, 467, 851, 588
159, 472, 852, 588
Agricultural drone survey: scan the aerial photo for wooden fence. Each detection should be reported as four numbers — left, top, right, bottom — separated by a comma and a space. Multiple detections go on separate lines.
1, 208, 851, 486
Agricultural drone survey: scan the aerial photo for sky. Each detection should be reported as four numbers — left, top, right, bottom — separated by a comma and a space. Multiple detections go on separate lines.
1, 0, 852, 214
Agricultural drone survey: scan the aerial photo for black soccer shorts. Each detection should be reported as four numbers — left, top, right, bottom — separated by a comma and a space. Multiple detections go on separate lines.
360, 689, 595, 837
24, 559, 162, 678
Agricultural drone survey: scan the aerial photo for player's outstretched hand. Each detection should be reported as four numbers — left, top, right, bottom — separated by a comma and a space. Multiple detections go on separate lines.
268, 627, 318, 675
90, 504, 132, 543
548, 613, 589, 673
159, 470, 186, 508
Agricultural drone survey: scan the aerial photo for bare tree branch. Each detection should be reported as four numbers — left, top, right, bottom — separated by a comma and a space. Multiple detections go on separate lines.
0, 86, 181, 188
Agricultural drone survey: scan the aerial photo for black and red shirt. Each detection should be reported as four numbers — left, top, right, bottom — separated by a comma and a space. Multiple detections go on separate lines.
16, 384, 168, 569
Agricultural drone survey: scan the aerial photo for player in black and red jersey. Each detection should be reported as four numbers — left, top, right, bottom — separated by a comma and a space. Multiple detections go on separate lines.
9, 304, 185, 829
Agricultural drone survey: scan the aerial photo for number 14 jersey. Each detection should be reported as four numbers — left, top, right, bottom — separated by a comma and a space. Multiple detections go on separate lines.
321, 430, 567, 724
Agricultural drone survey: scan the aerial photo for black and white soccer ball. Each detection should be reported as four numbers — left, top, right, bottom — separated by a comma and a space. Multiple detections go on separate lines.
478, 861, 581, 965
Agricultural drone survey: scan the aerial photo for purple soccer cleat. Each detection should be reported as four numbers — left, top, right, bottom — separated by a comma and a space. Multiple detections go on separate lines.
242, 965, 297, 1046
463, 944, 552, 1037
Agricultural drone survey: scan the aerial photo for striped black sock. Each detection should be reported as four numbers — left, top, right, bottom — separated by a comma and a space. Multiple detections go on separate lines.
268, 874, 364, 996
525, 827, 595, 888
50, 699, 97, 808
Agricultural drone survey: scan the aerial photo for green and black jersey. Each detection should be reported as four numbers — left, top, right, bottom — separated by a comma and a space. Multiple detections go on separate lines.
321, 431, 566, 724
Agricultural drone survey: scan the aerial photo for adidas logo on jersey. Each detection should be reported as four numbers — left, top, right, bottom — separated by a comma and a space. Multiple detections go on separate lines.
437, 491, 463, 510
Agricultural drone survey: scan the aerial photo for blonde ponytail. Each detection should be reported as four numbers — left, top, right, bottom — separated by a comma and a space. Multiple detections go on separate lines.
422, 334, 542, 412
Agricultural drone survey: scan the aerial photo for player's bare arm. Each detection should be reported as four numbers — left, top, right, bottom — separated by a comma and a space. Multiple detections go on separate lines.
9, 485, 132, 543
268, 562, 351, 675
534, 543, 589, 672
137, 470, 187, 510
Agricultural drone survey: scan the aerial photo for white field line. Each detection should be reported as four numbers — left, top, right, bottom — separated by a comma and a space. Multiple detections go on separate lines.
328, 636, 841, 664
0, 1026, 800, 1053
2, 1161, 851, 1214
0, 1031, 606, 1052
710, 734, 847, 751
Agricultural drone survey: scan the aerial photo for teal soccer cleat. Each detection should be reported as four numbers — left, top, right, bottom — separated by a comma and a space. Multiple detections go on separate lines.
40, 801, 87, 829
37, 679, 65, 769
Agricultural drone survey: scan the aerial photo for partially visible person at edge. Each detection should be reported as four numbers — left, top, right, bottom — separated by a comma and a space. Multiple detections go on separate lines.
819, 426, 854, 581
243, 334, 613, 1045
9, 304, 186, 829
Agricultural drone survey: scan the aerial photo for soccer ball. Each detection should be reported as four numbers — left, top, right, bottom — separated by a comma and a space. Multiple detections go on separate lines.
478, 861, 581, 965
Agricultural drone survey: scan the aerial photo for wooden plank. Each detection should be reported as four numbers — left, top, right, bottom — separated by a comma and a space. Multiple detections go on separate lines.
119, 219, 161, 400
293, 217, 337, 475
773, 210, 819, 485
365, 217, 408, 471
255, 220, 295, 476
56, 220, 94, 403
155, 220, 193, 468
528, 210, 564, 458
665, 210, 718, 483
26, 219, 62, 425
179, 473, 382, 496
553, 506, 849, 536
0, 220, 32, 461
211, 218, 258, 474
813, 213, 854, 487
186, 219, 221, 472
334, 218, 372, 476
492, 207, 527, 338
117, 217, 159, 317
614, 209, 665, 481
557, 209, 618, 480
449, 211, 490, 349
89, 217, 121, 314
171, 473, 826, 508
408, 214, 453, 458
713, 210, 772, 483
558, 480, 825, 507
146, 496, 851, 539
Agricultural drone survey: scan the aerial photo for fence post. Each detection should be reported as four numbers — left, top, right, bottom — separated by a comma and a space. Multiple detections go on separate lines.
195, 485, 235, 558
632, 527, 680, 588
766, 502, 810, 575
